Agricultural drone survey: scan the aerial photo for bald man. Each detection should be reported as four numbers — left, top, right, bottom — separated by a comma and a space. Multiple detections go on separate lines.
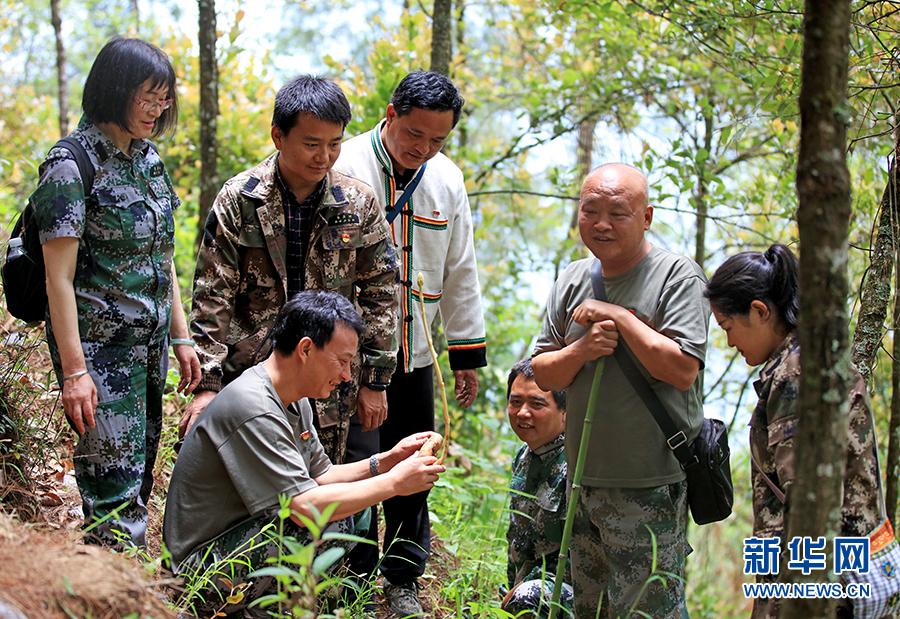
532, 163, 709, 618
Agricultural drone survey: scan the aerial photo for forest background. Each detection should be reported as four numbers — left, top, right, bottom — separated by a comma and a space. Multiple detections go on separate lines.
0, 0, 898, 617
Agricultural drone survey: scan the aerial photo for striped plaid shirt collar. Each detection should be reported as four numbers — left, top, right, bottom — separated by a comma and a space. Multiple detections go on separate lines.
274, 156, 325, 298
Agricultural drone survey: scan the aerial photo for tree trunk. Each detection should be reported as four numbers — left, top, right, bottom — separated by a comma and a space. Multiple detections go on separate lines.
851, 188, 897, 381
884, 116, 900, 524
887, 247, 900, 524
568, 117, 596, 231
197, 0, 219, 242
131, 0, 139, 31
430, 0, 452, 76
576, 118, 595, 184
453, 0, 467, 150
850, 154, 899, 382
782, 2, 853, 618
693, 106, 714, 270
50, 0, 68, 137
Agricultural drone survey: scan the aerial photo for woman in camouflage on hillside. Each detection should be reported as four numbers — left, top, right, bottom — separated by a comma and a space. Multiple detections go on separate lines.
706, 243, 882, 618
32, 38, 199, 547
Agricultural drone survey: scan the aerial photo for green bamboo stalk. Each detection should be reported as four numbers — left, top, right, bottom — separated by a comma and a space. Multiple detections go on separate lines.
548, 357, 606, 619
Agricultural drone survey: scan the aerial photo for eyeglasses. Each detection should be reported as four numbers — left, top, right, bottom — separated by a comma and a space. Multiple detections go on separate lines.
134, 95, 174, 114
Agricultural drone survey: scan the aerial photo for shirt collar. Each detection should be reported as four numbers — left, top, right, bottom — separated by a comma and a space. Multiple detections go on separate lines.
532, 432, 565, 459
78, 116, 150, 163
274, 154, 326, 207
756, 331, 798, 394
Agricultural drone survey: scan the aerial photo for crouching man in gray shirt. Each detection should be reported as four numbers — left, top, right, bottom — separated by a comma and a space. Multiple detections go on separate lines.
163, 290, 444, 616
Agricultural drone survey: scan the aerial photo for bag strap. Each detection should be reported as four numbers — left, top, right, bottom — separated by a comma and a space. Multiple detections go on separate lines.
750, 453, 787, 503
55, 137, 95, 195
590, 259, 698, 469
385, 162, 427, 225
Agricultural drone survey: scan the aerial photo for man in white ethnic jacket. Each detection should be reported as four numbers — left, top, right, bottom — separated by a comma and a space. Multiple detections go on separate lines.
335, 70, 487, 615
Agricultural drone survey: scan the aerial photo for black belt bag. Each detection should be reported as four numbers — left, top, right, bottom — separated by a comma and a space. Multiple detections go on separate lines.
590, 259, 733, 525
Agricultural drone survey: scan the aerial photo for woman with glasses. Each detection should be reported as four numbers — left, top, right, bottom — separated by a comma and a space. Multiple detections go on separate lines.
30, 37, 200, 547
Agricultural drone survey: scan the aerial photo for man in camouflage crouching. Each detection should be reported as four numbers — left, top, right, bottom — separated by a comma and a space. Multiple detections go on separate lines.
164, 291, 444, 616
502, 359, 574, 617
184, 75, 399, 463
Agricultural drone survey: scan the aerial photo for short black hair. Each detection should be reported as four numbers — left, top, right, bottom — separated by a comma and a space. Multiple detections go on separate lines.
272, 75, 351, 135
82, 37, 178, 138
507, 359, 566, 411
391, 71, 465, 127
269, 290, 364, 355
705, 243, 800, 330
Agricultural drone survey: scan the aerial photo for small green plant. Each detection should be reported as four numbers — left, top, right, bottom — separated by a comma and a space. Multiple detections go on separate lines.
252, 497, 373, 617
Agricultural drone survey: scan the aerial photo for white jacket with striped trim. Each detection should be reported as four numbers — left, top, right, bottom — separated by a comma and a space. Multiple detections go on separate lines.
335, 120, 487, 374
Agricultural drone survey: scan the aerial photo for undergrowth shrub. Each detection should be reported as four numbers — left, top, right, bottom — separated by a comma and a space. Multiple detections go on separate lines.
0, 323, 63, 520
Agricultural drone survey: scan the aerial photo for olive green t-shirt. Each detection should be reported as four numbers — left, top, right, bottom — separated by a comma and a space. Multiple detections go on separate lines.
533, 246, 710, 488
163, 365, 332, 569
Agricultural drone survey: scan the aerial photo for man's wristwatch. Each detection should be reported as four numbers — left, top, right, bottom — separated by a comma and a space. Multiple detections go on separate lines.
364, 382, 389, 392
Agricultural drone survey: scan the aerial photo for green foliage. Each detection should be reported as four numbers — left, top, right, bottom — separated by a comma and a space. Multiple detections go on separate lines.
158, 23, 276, 292
167, 496, 371, 617
428, 438, 517, 615
324, 10, 432, 136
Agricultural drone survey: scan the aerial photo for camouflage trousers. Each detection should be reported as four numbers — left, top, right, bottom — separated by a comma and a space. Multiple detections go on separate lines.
570, 481, 691, 619
48, 330, 167, 547
502, 576, 574, 618
177, 508, 371, 616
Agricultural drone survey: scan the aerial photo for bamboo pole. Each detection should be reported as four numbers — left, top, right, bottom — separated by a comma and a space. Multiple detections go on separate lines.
548, 358, 605, 618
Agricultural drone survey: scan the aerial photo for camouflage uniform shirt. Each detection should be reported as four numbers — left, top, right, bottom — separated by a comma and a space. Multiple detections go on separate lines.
33, 116, 179, 357
191, 154, 399, 425
507, 433, 569, 588
751, 332, 881, 539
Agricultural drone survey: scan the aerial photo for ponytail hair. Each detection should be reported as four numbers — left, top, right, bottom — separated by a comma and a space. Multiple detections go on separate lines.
705, 243, 800, 330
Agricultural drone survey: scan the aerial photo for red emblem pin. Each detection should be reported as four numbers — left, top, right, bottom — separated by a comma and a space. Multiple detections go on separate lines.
432, 210, 441, 216
300, 430, 311, 441
341, 233, 350, 243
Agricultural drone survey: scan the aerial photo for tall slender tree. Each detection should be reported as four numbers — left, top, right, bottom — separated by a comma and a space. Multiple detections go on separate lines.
883, 118, 900, 523
782, 2, 853, 617
50, 0, 68, 137
851, 174, 898, 383
197, 0, 219, 238
131, 0, 139, 32
430, 0, 452, 76
889, 246, 900, 524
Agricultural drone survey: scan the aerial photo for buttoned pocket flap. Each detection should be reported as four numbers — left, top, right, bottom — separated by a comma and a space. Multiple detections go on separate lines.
767, 415, 798, 448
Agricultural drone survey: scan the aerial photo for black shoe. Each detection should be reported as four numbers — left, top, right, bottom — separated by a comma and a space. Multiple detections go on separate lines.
384, 581, 423, 617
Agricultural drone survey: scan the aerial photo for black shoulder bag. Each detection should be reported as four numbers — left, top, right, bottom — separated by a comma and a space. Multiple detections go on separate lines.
590, 259, 733, 525
3, 137, 95, 323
